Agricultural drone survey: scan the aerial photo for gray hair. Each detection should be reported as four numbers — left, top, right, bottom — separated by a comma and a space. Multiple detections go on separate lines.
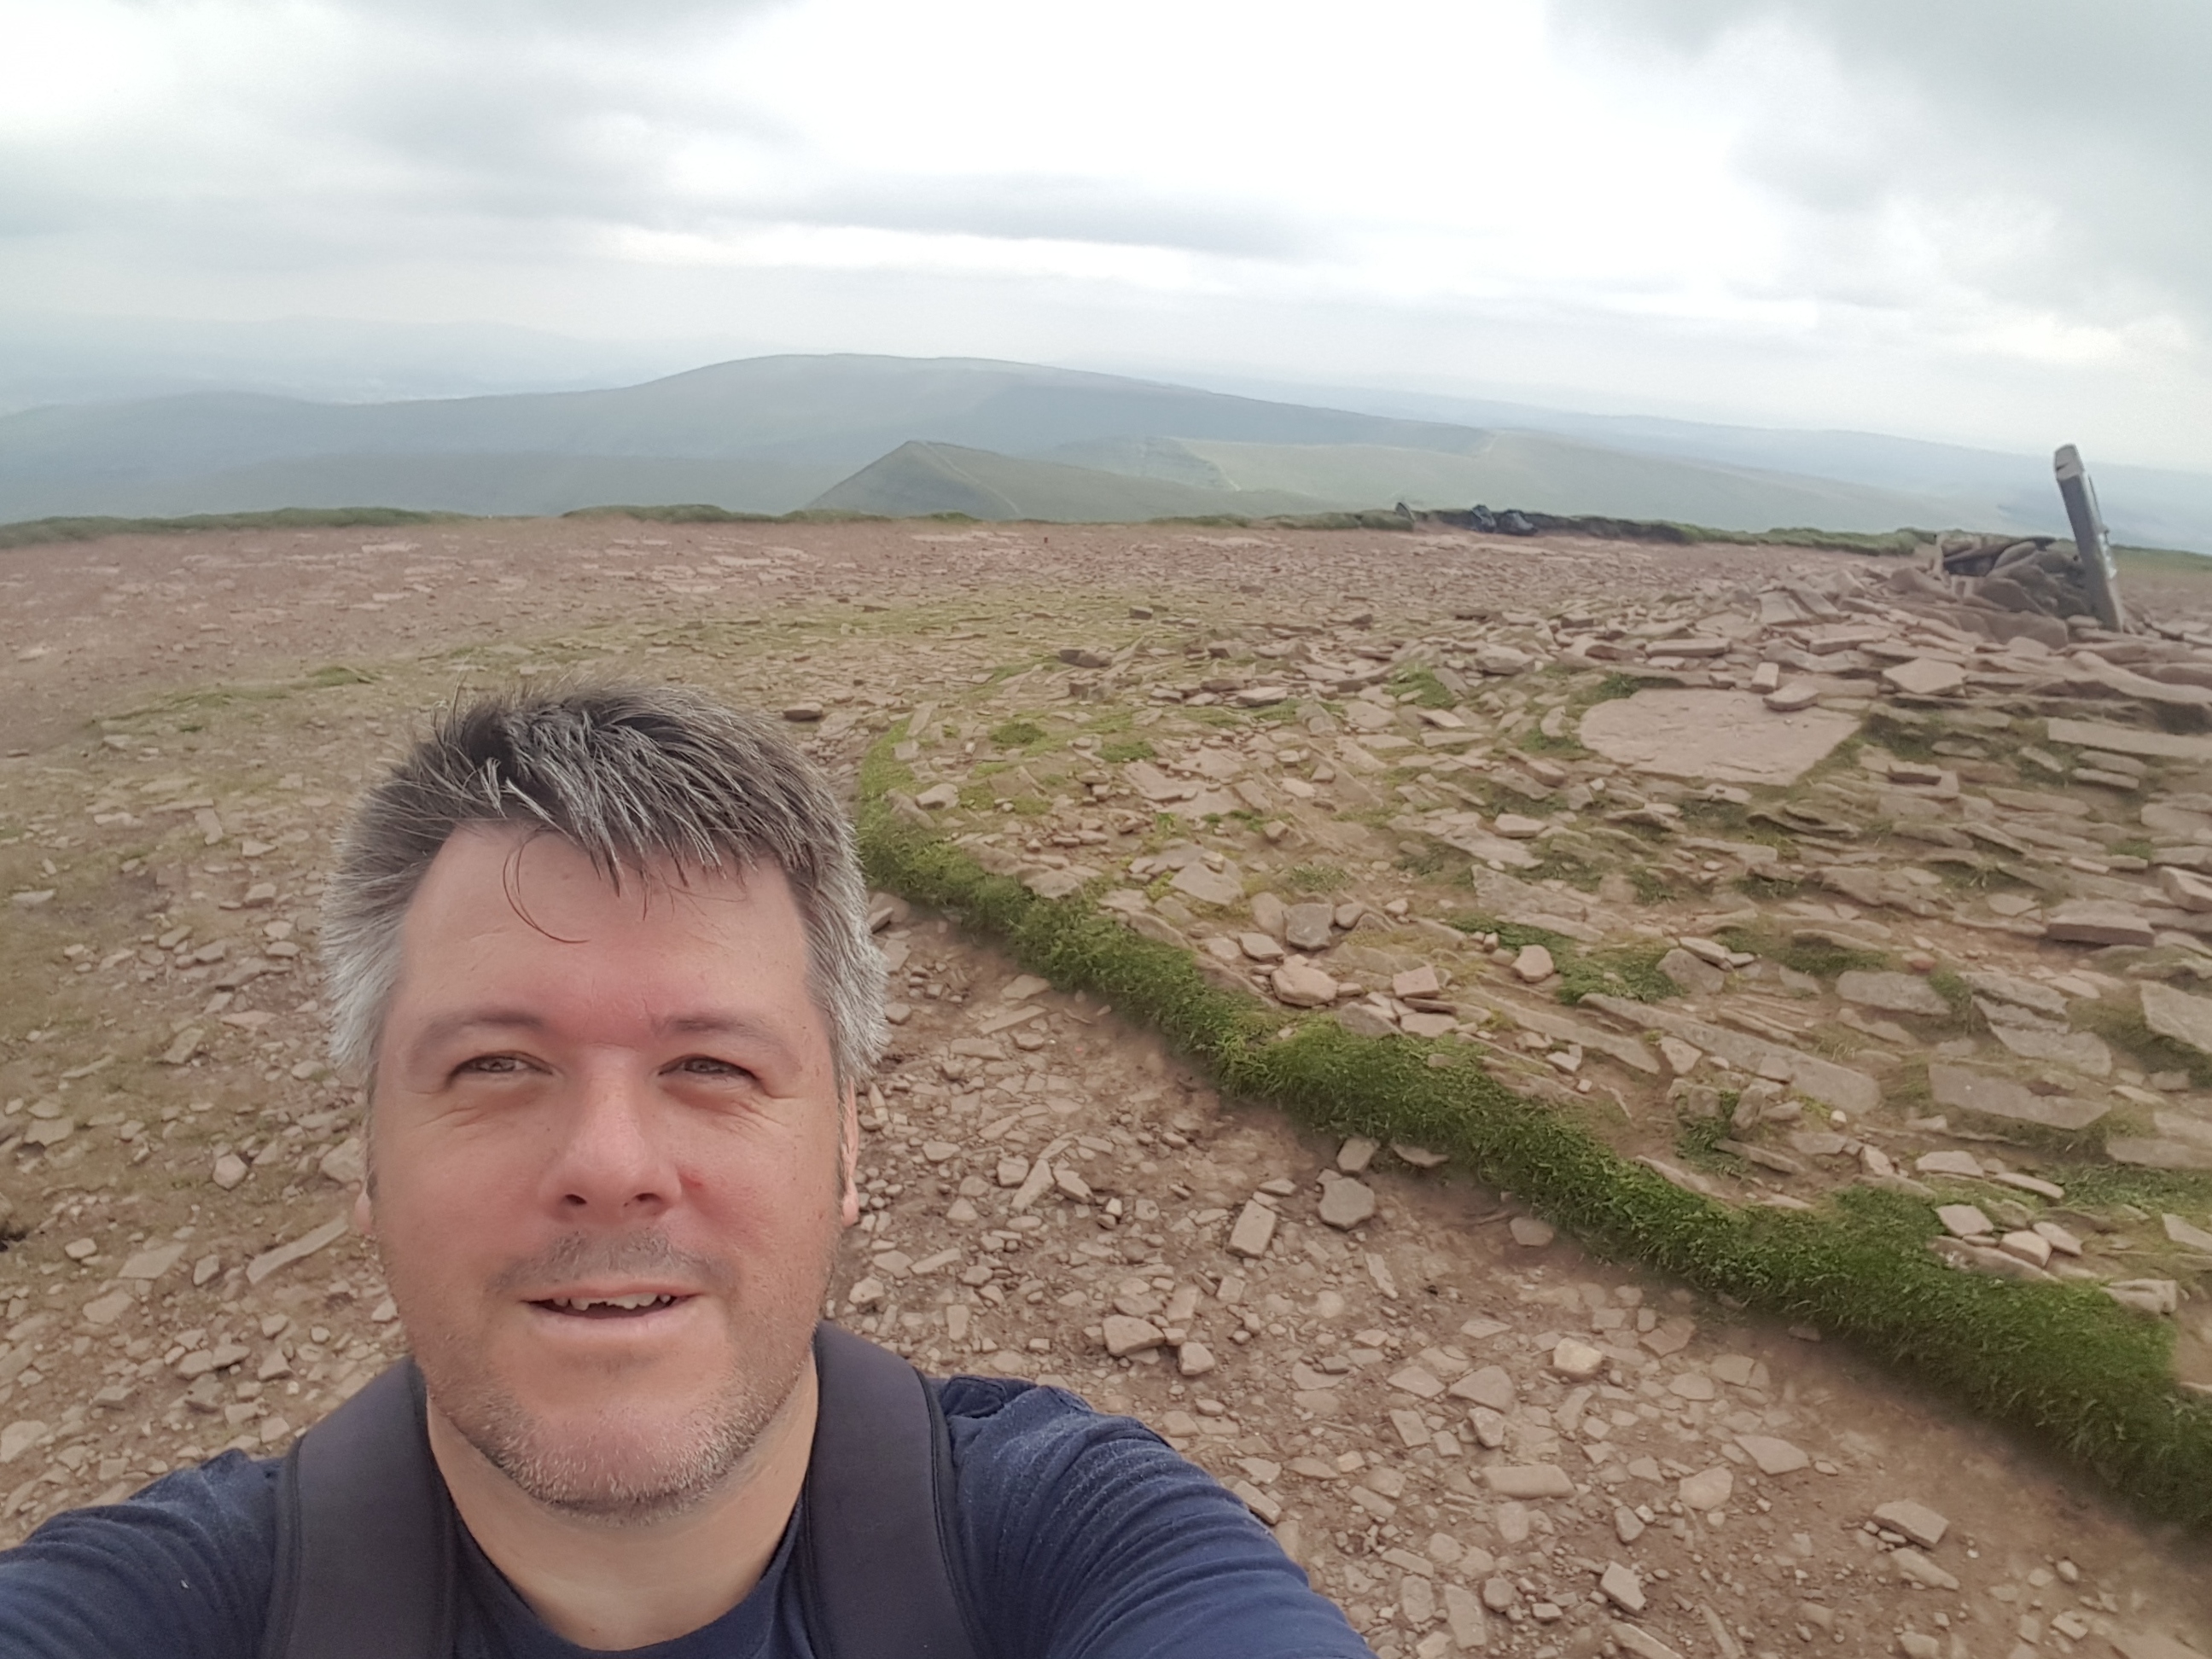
322, 682, 886, 1093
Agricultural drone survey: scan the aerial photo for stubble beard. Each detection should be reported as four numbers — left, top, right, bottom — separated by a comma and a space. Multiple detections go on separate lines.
398, 1229, 833, 1526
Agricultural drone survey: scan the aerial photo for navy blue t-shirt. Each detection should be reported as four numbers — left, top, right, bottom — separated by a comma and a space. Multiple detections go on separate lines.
0, 1375, 1372, 1658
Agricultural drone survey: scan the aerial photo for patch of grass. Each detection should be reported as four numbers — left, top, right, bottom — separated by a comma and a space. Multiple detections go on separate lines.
1392, 667, 1457, 708
1676, 1113, 1742, 1173
1098, 739, 1155, 764
1446, 913, 1571, 953
1557, 942, 1680, 1007
989, 719, 1045, 749
855, 741, 2212, 1532
0, 506, 470, 550
2037, 1161, 2212, 1218
1628, 866, 1680, 904
1284, 863, 1351, 894
1926, 968, 1975, 1022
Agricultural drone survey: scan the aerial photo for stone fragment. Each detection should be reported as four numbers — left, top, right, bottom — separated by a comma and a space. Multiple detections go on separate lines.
1484, 1464, 1575, 1499
1227, 1200, 1278, 1259
80, 1290, 136, 1326
2107, 1278, 2180, 1315
1391, 965, 1441, 998
1508, 1216, 1555, 1249
1678, 1467, 1733, 1511
0, 1421, 48, 1464
2140, 981, 2212, 1060
1237, 932, 1284, 963
1176, 1342, 1216, 1377
1493, 813, 1545, 839
1658, 947, 1722, 996
1442, 1583, 1488, 1651
1550, 1338, 1606, 1380
1611, 1623, 1685, 1659
318, 1136, 365, 1187
1101, 1315, 1166, 1357
1836, 970, 1949, 1017
1337, 1136, 1379, 1173
1284, 903, 1335, 952
2163, 1212, 2212, 1254
245, 1215, 351, 1286
1888, 1549, 1959, 1592
116, 1243, 184, 1282
1926, 1064, 2106, 1131
1388, 1365, 1446, 1400
1764, 683, 1820, 713
1936, 1203, 1993, 1237
1448, 1365, 1516, 1412
2158, 865, 2212, 912
1871, 1499, 1949, 1549
1599, 1562, 1645, 1613
1317, 1173, 1377, 1230
1271, 963, 1338, 1008
1882, 657, 1966, 696
1579, 689, 1857, 785
1512, 944, 1555, 983
2043, 902, 2155, 947
1736, 1435, 1809, 1475
1169, 862, 1244, 908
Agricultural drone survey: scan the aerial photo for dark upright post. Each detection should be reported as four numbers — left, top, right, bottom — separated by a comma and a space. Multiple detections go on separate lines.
2053, 444, 2125, 632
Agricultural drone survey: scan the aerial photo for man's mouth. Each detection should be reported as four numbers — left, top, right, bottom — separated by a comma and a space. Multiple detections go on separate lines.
534, 1292, 692, 1318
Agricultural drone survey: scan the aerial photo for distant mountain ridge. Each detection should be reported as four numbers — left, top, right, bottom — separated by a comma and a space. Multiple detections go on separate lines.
0, 351, 2203, 545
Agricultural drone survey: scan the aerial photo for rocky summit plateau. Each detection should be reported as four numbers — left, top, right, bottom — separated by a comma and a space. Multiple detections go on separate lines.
3, 515, 2211, 1656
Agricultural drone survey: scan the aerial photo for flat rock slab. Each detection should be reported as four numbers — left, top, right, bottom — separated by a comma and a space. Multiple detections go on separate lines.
1837, 969, 1949, 1017
2141, 981, 2212, 1060
1927, 1063, 2108, 1132
2047, 717, 2212, 762
1578, 690, 1859, 785
1582, 994, 1880, 1115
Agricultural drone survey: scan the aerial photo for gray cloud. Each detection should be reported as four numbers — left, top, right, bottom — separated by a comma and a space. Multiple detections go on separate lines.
0, 0, 1318, 262
1553, 1, 2212, 330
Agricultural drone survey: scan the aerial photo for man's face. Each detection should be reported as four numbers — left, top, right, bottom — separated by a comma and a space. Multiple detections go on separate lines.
362, 826, 858, 1521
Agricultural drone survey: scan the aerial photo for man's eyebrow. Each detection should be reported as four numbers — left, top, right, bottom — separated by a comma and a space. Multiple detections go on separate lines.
658, 1012, 804, 1068
406, 1009, 803, 1068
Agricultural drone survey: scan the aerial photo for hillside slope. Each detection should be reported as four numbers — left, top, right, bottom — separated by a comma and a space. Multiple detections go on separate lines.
806, 441, 1330, 521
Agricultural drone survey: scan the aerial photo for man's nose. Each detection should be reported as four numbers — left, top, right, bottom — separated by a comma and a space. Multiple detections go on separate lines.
542, 1068, 680, 1217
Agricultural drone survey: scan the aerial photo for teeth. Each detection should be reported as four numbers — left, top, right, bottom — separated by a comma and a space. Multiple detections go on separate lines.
551, 1293, 676, 1312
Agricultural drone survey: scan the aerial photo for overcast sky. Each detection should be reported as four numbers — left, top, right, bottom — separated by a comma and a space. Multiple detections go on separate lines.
2, 0, 2204, 469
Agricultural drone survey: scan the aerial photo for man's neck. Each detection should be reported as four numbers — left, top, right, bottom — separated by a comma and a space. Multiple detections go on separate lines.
424, 1365, 818, 1650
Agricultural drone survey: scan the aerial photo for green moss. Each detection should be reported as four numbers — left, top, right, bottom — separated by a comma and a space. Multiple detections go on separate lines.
855, 764, 2212, 1529
1392, 667, 1457, 708
1557, 943, 1680, 1007
989, 719, 1045, 749
1099, 739, 1156, 764
1284, 863, 1351, 894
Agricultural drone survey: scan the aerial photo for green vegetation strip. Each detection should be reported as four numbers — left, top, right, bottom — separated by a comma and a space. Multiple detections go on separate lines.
856, 739, 2212, 1528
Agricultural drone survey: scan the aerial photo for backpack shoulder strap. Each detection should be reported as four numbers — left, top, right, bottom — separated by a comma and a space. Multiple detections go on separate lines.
797, 1323, 983, 1659
259, 1359, 457, 1659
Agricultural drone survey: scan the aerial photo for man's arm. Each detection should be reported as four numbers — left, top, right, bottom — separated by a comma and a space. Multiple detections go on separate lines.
945, 1382, 1376, 1659
0, 1452, 280, 1659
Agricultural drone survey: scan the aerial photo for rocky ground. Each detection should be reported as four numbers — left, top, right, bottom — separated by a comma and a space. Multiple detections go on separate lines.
2, 515, 2209, 1658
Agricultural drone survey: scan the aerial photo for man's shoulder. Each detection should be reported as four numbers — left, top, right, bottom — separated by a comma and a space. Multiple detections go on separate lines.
0, 1451, 285, 1657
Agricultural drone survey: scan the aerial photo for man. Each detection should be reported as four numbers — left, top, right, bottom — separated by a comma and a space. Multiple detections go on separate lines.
0, 684, 1373, 1657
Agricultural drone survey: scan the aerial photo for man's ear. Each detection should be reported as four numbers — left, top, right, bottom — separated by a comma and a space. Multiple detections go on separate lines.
838, 1085, 861, 1229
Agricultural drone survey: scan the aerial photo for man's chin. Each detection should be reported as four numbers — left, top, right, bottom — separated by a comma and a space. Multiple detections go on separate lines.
470, 1402, 760, 1522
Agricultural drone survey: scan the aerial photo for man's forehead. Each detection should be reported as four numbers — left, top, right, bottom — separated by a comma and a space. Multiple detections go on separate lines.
412, 824, 786, 916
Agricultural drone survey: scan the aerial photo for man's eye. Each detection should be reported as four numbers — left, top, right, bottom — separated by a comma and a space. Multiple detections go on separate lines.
673, 1056, 750, 1079
459, 1055, 526, 1074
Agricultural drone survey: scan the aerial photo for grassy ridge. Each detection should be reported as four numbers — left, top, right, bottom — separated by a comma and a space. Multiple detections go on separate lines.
855, 741, 2212, 1528
11, 502, 2199, 563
